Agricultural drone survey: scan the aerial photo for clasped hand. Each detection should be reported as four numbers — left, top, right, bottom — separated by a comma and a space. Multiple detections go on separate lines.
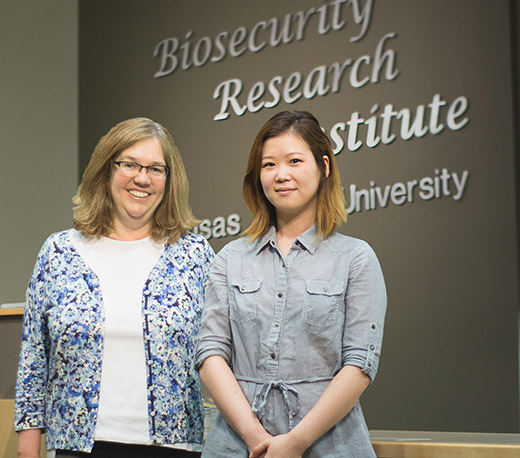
249, 433, 306, 458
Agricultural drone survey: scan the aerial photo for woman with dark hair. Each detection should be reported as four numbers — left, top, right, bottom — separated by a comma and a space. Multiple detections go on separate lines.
15, 117, 214, 458
196, 110, 386, 457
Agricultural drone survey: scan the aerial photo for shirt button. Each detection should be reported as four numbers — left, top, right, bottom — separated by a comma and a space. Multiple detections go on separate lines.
274, 322, 280, 327
278, 293, 283, 298
371, 324, 376, 329
147, 360, 153, 365
270, 353, 276, 359
370, 345, 375, 350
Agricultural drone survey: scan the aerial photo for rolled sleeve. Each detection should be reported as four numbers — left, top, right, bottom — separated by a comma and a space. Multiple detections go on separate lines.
195, 246, 233, 370
341, 241, 387, 382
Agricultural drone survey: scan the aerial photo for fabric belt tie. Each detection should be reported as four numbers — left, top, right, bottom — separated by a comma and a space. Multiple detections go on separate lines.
235, 375, 333, 430
252, 380, 300, 429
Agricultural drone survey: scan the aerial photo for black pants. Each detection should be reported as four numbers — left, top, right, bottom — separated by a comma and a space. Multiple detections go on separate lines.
55, 441, 202, 458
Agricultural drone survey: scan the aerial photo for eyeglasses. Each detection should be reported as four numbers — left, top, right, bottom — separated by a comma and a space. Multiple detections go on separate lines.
113, 161, 169, 180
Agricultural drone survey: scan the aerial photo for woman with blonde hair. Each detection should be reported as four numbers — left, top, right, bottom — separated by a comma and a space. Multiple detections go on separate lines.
196, 110, 386, 457
15, 117, 214, 458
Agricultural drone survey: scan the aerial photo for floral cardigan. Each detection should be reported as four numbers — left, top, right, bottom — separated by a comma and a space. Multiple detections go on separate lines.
14, 230, 214, 452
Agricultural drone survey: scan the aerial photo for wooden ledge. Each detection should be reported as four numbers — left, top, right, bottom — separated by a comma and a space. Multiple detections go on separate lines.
370, 430, 520, 458
0, 308, 24, 317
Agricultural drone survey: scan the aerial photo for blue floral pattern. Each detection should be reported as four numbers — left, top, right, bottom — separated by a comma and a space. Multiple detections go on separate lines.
15, 230, 214, 452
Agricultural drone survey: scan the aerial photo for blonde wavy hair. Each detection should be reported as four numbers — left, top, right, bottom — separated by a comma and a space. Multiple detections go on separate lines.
73, 117, 198, 244
243, 110, 347, 240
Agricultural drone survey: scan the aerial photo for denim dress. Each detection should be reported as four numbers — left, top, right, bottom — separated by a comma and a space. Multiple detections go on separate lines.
195, 225, 387, 457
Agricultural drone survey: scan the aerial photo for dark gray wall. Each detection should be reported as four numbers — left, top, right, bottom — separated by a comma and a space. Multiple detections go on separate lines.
0, 0, 78, 398
79, 0, 519, 433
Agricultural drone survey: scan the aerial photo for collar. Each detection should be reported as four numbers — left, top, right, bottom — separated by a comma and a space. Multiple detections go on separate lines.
255, 225, 320, 255
255, 226, 277, 254
295, 224, 319, 254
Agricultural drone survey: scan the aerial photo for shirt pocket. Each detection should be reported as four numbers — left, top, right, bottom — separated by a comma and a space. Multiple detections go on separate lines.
229, 278, 262, 324
303, 280, 344, 329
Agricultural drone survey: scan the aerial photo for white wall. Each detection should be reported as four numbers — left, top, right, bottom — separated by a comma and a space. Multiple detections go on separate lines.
0, 0, 79, 304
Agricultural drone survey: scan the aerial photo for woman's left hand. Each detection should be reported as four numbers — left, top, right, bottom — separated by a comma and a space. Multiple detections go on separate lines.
249, 433, 306, 458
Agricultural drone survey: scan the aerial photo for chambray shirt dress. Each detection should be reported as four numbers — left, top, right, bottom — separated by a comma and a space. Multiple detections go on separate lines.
195, 225, 387, 457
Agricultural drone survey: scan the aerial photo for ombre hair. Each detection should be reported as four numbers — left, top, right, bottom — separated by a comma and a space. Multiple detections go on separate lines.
73, 117, 198, 244
243, 110, 347, 241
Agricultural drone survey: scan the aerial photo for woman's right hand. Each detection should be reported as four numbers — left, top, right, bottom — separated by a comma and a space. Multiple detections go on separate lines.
199, 356, 272, 456
246, 430, 273, 458
249, 433, 306, 458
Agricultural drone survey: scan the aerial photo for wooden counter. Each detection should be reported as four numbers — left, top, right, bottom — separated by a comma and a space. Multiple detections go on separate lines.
0, 307, 24, 317
371, 429, 520, 458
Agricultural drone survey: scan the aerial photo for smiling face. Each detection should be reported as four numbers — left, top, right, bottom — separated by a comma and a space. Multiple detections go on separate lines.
260, 132, 329, 225
109, 137, 166, 239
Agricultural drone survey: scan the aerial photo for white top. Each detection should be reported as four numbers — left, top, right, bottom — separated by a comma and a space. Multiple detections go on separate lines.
69, 230, 199, 451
